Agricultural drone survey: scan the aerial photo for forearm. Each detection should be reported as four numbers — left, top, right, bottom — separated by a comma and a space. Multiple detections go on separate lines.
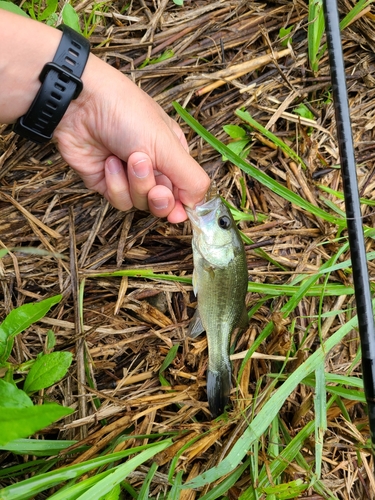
0, 10, 61, 123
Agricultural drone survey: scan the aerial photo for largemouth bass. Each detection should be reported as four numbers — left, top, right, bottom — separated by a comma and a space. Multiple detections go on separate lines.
186, 195, 248, 417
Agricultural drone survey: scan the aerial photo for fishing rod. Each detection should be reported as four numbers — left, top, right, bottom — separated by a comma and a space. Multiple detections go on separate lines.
322, 0, 375, 457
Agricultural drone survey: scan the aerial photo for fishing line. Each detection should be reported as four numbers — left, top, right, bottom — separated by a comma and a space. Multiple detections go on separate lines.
322, 0, 375, 457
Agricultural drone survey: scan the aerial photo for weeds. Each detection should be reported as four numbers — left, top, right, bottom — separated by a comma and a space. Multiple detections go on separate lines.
1, 0, 374, 497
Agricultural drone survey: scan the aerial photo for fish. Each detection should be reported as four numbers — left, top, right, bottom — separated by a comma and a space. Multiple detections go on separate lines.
186, 194, 248, 417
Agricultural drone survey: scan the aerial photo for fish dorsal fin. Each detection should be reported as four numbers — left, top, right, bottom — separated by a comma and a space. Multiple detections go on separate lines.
187, 309, 205, 338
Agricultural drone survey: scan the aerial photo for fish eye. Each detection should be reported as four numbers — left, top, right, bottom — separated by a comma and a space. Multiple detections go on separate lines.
218, 215, 231, 230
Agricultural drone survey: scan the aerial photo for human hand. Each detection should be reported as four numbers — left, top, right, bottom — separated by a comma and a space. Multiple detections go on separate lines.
54, 54, 210, 223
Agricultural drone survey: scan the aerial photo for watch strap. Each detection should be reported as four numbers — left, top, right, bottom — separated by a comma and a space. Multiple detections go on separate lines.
14, 25, 90, 144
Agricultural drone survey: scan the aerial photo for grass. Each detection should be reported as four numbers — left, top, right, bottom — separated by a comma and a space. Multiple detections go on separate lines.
0, 0, 375, 498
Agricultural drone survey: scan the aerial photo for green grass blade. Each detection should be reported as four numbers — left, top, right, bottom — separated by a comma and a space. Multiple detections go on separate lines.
235, 109, 307, 169
0, 438, 78, 456
90, 269, 357, 297
137, 462, 158, 500
159, 343, 180, 386
314, 364, 327, 479
167, 471, 184, 500
308, 0, 324, 71
75, 441, 171, 500
0, 443, 171, 500
240, 421, 314, 499
181, 301, 367, 490
0, 459, 58, 479
316, 0, 374, 64
318, 183, 375, 207
48, 471, 114, 500
174, 102, 343, 227
199, 458, 251, 500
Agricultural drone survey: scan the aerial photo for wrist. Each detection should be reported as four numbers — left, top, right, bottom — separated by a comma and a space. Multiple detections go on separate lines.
14, 24, 90, 143
0, 11, 62, 123
54, 52, 100, 137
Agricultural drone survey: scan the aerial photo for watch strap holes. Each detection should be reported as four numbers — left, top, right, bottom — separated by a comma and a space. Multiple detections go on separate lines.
71, 40, 81, 50
54, 82, 65, 92
42, 110, 53, 119
51, 91, 62, 101
65, 56, 76, 67
46, 101, 57, 110
68, 48, 79, 58
58, 73, 69, 84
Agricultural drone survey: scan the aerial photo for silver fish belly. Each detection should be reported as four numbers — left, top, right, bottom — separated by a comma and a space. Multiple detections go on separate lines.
186, 196, 248, 417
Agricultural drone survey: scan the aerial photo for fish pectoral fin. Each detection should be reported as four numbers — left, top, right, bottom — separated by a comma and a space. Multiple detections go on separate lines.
203, 264, 215, 280
187, 309, 205, 338
238, 305, 248, 330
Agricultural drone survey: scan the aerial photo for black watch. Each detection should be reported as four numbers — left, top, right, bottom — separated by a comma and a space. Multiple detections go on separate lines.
14, 25, 90, 144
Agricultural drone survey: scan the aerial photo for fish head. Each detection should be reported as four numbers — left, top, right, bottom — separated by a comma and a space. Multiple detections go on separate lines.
186, 196, 242, 267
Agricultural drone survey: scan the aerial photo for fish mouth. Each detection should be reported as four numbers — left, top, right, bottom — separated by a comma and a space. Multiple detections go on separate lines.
185, 196, 220, 218
186, 197, 222, 242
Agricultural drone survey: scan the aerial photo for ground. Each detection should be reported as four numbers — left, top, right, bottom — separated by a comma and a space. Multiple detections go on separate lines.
1, 0, 375, 498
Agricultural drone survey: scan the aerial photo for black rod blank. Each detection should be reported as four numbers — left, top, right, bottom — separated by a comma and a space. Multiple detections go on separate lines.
322, 0, 375, 452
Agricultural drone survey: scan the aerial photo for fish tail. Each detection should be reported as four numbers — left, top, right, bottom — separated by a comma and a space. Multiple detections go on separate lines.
207, 364, 231, 418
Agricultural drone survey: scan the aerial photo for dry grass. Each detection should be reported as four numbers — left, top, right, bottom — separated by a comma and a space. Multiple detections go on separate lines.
1, 0, 375, 497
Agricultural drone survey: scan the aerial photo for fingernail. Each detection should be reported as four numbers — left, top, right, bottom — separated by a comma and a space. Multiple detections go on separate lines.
132, 159, 149, 178
107, 157, 122, 174
151, 197, 169, 210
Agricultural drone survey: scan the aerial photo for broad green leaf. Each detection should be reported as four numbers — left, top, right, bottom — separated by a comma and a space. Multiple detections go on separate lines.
38, 0, 58, 21
46, 329, 56, 351
0, 379, 32, 409
222, 139, 250, 161
0, 404, 73, 446
0, 1, 29, 17
293, 103, 315, 120
223, 124, 247, 139
0, 248, 9, 258
173, 0, 183, 5
279, 25, 293, 47
24, 352, 72, 394
0, 295, 62, 364
102, 484, 121, 500
61, 3, 81, 33
262, 480, 307, 499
